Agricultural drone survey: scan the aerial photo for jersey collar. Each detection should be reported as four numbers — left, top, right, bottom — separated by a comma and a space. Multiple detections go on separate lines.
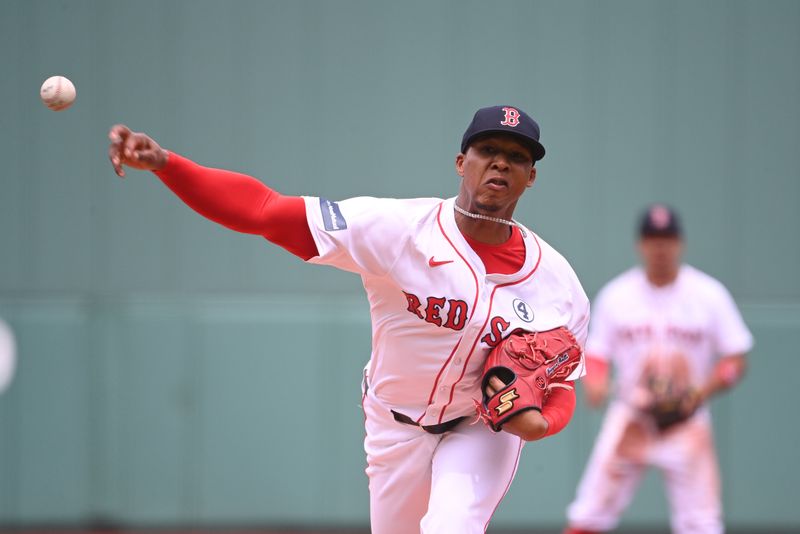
441, 197, 540, 282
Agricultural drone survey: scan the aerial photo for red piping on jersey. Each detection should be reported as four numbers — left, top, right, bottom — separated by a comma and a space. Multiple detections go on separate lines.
361, 385, 370, 481
485, 437, 524, 532
417, 339, 465, 424
418, 202, 481, 423
438, 230, 543, 423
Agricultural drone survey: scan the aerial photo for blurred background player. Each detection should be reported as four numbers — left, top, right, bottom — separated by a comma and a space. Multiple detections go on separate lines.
0, 317, 16, 395
563, 204, 753, 534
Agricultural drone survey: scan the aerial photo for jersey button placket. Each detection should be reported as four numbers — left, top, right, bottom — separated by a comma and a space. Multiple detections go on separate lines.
431, 286, 486, 418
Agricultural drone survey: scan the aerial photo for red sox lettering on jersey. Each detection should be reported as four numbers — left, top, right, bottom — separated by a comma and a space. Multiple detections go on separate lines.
403, 289, 515, 347
401, 290, 532, 348
303, 195, 590, 426
617, 324, 703, 344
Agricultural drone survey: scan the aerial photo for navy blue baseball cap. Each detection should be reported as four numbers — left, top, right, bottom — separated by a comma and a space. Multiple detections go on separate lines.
639, 204, 683, 238
461, 105, 546, 162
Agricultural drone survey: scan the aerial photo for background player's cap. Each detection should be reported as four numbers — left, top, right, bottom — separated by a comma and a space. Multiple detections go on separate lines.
639, 204, 683, 238
461, 105, 546, 162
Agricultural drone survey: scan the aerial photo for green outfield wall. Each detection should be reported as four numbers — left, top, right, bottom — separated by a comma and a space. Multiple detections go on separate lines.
1, 0, 798, 530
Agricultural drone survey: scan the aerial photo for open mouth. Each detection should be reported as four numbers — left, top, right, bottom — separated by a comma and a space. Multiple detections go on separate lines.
485, 178, 509, 189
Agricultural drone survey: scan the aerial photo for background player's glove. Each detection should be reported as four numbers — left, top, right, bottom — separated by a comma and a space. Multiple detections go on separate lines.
476, 327, 582, 432
644, 375, 701, 431
632, 351, 701, 432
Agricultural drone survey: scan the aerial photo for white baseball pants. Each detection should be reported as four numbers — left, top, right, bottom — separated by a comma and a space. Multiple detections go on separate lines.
362, 392, 524, 534
567, 402, 723, 534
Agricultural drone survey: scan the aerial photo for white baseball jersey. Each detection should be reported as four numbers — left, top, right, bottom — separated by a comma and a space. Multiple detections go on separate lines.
567, 264, 753, 534
303, 195, 590, 425
587, 264, 753, 409
303, 194, 589, 533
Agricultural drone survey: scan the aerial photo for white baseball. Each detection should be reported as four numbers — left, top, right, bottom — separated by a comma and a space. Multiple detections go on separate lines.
40, 75, 76, 111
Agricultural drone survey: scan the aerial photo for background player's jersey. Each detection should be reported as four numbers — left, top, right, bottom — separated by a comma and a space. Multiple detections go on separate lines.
0, 318, 16, 394
586, 265, 753, 408
303, 195, 590, 426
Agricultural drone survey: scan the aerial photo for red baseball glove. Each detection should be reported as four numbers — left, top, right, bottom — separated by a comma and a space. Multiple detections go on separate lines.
476, 327, 583, 432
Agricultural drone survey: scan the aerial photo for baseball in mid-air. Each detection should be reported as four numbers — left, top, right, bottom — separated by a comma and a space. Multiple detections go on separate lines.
40, 75, 76, 111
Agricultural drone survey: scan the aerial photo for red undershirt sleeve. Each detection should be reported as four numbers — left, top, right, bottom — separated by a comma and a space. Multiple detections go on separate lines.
583, 356, 610, 386
152, 152, 319, 260
541, 387, 577, 437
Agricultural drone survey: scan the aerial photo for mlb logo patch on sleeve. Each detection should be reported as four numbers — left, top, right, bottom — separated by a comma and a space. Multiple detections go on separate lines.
319, 198, 348, 231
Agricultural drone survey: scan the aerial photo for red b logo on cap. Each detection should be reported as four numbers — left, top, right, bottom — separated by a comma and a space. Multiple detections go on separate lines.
649, 205, 671, 229
500, 107, 521, 127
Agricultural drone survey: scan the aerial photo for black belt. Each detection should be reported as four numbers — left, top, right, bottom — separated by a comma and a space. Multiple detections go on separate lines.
391, 410, 466, 435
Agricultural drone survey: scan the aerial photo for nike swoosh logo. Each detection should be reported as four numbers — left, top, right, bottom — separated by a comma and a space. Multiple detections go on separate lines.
428, 257, 454, 267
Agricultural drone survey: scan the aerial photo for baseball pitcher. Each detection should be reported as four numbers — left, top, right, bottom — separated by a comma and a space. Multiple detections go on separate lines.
107, 105, 590, 534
